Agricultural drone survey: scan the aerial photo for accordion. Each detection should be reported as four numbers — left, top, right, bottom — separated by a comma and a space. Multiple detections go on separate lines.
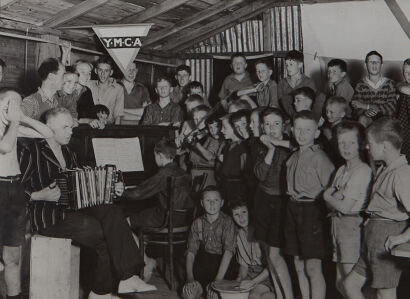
56, 165, 121, 210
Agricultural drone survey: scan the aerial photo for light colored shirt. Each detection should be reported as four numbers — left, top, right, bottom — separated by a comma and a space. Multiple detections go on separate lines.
88, 78, 124, 122
187, 212, 237, 255
331, 162, 372, 212
21, 88, 59, 120
236, 228, 263, 267
286, 144, 335, 200
366, 155, 410, 221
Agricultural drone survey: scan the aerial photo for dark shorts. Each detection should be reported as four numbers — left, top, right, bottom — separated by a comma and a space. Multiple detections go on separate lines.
0, 181, 26, 246
253, 187, 285, 248
284, 200, 328, 259
353, 219, 407, 289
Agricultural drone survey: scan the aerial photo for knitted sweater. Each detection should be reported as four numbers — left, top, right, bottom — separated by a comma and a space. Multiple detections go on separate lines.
352, 77, 396, 118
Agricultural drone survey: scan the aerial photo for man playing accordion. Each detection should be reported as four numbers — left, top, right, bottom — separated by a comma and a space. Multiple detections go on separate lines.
18, 107, 156, 299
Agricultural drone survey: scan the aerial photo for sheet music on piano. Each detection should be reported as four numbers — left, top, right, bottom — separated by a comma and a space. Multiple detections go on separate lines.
92, 137, 144, 172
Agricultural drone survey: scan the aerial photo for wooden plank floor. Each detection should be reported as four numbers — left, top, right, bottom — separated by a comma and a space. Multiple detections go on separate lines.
1, 260, 409, 299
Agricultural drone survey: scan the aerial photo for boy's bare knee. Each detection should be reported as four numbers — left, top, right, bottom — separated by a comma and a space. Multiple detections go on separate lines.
304, 259, 322, 278
3, 246, 21, 267
343, 275, 358, 295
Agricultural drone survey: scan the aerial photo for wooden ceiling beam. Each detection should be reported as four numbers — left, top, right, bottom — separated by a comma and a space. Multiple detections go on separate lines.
41, 0, 109, 28
142, 0, 246, 48
384, 0, 410, 40
0, 0, 18, 8
161, 0, 278, 51
119, 0, 191, 24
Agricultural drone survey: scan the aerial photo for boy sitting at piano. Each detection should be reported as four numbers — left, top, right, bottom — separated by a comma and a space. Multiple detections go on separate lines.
121, 138, 192, 279
123, 137, 191, 229
0, 88, 53, 299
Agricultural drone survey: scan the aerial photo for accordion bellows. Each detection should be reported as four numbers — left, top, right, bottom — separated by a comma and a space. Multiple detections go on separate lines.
57, 165, 119, 210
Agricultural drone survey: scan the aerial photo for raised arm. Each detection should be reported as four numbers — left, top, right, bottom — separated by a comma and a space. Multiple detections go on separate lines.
19, 114, 53, 138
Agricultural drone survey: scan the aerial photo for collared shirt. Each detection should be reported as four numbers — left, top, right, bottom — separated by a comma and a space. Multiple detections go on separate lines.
236, 228, 263, 267
141, 100, 183, 125
187, 212, 237, 255
326, 76, 354, 103
277, 75, 317, 118
88, 78, 124, 122
119, 80, 151, 109
286, 144, 335, 200
22, 88, 59, 120
256, 79, 279, 107
218, 72, 253, 100
366, 155, 410, 221
56, 89, 79, 118
330, 162, 372, 213
364, 76, 387, 90
352, 77, 396, 118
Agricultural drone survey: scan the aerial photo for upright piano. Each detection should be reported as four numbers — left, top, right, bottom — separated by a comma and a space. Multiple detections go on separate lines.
70, 125, 177, 213
70, 125, 177, 186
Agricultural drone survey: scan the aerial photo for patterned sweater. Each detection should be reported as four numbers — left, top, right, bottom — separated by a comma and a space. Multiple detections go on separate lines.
352, 77, 397, 118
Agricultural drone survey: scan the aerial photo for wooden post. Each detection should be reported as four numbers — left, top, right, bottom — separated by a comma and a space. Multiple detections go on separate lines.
263, 10, 272, 52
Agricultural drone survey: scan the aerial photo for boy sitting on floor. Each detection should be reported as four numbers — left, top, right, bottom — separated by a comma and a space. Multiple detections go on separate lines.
182, 186, 237, 299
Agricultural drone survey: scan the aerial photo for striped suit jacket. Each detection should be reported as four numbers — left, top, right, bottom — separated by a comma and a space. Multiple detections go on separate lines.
18, 138, 78, 231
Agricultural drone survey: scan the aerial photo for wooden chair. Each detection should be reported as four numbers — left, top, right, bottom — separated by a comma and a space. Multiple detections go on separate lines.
139, 173, 207, 290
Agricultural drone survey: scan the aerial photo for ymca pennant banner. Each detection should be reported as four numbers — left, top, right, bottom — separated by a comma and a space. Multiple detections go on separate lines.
92, 24, 152, 73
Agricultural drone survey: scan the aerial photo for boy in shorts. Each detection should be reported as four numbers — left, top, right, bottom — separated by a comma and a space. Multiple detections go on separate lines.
344, 117, 410, 299
182, 186, 237, 299
324, 121, 372, 297
0, 88, 52, 299
285, 110, 335, 299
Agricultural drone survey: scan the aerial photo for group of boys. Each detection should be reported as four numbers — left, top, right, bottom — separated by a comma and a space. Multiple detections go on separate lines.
1, 47, 410, 299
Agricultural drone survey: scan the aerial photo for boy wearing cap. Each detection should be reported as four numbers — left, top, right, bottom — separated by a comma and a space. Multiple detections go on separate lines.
278, 50, 317, 119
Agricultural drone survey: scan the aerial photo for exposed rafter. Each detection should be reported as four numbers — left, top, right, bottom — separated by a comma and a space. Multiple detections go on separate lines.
384, 0, 410, 40
119, 0, 190, 24
0, 0, 18, 8
161, 0, 277, 51
41, 0, 109, 27
142, 0, 246, 48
